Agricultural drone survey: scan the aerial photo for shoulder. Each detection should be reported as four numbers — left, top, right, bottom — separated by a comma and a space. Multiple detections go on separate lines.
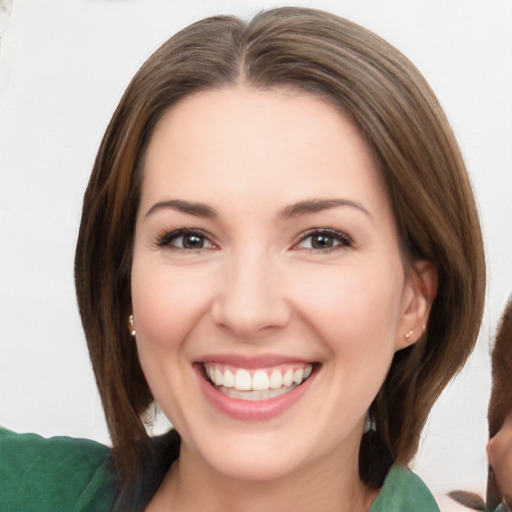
369, 465, 440, 512
0, 427, 117, 512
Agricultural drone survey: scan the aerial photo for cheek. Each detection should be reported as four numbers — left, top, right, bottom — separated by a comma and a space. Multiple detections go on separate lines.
130, 261, 214, 352
129, 260, 218, 422
289, 258, 405, 416
292, 260, 404, 354
284, 261, 405, 430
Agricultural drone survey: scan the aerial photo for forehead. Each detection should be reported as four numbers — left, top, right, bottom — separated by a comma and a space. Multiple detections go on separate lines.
150, 86, 369, 158
141, 86, 388, 215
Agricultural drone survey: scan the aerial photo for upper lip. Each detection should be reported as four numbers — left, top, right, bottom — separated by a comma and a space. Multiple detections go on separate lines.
195, 353, 315, 369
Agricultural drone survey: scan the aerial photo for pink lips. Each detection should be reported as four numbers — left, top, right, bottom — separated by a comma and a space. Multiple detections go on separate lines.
199, 353, 312, 369
195, 354, 317, 421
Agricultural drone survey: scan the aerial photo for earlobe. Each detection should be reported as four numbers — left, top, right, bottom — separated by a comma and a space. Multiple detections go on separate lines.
396, 260, 437, 350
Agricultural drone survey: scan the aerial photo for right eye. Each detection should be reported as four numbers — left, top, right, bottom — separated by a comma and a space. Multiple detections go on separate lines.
156, 229, 215, 250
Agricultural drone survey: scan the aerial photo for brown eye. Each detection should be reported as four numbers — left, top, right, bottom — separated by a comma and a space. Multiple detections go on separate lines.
181, 233, 205, 249
310, 233, 336, 249
295, 229, 352, 252
157, 229, 214, 250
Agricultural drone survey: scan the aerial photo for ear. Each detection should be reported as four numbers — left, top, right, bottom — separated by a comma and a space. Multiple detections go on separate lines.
395, 260, 438, 351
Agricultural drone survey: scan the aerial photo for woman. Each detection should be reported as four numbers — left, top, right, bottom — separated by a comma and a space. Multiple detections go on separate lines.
0, 7, 485, 511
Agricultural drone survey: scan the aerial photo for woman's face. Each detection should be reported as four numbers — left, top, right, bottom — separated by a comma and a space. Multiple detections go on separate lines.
131, 86, 431, 481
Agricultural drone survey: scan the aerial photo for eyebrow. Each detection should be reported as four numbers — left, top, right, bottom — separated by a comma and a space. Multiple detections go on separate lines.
280, 199, 371, 218
144, 198, 370, 220
145, 199, 218, 218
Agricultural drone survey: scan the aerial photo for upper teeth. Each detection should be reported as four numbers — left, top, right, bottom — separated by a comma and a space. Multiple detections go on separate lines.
205, 364, 313, 391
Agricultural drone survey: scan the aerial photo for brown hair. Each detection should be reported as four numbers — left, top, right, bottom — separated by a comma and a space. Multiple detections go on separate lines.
75, 7, 485, 488
487, 298, 512, 509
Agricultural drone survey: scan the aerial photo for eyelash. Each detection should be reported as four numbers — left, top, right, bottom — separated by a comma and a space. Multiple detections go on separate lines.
155, 227, 353, 253
155, 228, 216, 251
294, 228, 353, 252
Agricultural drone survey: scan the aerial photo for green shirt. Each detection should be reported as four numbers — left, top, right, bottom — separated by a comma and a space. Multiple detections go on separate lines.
0, 427, 440, 512
0, 428, 116, 511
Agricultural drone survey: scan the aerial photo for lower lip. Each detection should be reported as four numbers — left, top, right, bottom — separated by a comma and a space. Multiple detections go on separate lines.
196, 366, 316, 421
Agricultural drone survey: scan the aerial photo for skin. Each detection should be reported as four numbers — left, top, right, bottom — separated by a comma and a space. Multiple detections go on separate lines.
130, 86, 436, 512
488, 412, 512, 506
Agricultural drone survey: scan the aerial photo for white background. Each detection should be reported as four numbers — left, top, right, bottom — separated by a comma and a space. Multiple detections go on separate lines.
1, 0, 511, 507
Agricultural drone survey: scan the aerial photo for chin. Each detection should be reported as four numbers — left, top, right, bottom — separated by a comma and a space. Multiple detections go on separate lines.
204, 447, 306, 483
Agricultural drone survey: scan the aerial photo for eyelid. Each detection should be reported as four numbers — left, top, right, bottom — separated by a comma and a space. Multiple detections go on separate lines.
293, 228, 353, 251
152, 227, 352, 252
155, 227, 218, 250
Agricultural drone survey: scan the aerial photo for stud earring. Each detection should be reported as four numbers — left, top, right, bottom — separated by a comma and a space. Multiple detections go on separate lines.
129, 315, 136, 337
404, 330, 413, 340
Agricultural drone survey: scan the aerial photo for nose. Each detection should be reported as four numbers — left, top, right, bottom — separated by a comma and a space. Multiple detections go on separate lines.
211, 248, 292, 339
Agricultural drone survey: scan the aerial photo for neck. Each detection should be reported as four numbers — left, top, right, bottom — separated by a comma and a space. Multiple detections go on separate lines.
147, 439, 377, 512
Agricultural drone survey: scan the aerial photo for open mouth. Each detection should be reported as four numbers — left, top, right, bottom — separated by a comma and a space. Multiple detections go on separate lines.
202, 362, 315, 402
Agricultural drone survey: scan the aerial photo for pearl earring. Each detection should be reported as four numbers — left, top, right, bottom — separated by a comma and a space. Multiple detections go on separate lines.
404, 330, 413, 340
129, 315, 136, 337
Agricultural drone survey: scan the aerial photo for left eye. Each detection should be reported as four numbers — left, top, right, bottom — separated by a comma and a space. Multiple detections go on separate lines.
157, 229, 215, 250
295, 229, 352, 251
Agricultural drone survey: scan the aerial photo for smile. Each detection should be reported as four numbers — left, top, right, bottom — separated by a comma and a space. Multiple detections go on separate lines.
203, 362, 314, 402
195, 355, 319, 420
